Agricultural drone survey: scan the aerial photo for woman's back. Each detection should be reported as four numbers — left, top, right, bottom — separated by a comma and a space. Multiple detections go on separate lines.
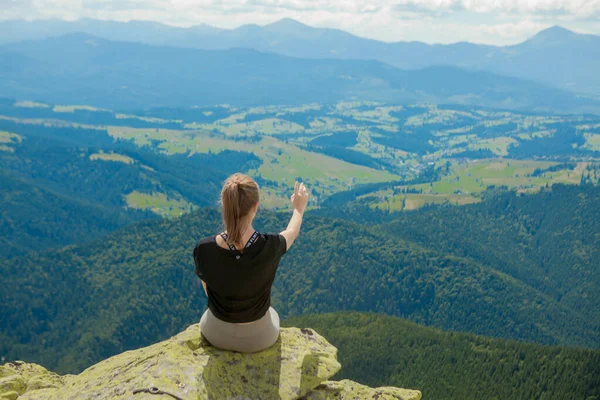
194, 233, 287, 323
194, 173, 309, 353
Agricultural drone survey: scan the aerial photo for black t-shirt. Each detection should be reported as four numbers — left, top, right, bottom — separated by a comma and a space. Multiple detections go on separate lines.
193, 233, 287, 323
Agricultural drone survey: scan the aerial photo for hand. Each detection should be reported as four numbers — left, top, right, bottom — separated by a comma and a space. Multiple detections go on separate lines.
291, 181, 309, 214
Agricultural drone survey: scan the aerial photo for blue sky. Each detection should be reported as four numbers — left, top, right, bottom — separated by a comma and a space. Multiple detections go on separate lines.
1, 0, 599, 44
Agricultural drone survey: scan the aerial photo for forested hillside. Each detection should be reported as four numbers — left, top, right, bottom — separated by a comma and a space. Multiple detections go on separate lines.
0, 171, 143, 257
1, 185, 597, 374
284, 312, 600, 400
0, 118, 260, 256
385, 184, 600, 323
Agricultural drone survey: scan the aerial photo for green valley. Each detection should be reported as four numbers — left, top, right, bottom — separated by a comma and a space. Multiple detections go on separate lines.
2, 98, 598, 212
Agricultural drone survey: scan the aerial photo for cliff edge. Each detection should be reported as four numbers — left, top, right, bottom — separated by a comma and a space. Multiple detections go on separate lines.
0, 324, 421, 399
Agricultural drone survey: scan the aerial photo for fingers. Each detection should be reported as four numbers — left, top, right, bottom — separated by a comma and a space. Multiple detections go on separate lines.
293, 181, 308, 198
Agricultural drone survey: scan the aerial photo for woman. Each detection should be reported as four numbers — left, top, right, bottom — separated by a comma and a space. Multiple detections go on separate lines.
193, 173, 309, 352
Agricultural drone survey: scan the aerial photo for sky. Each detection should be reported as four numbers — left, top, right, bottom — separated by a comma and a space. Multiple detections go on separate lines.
1, 0, 600, 45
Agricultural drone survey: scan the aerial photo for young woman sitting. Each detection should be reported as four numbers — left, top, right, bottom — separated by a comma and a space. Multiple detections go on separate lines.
193, 173, 309, 352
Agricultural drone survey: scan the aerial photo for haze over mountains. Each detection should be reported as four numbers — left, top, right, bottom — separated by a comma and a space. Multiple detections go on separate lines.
1, 18, 599, 98
1, 32, 598, 113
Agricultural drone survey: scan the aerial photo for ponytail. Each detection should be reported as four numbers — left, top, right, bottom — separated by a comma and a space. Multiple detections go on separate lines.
221, 173, 259, 246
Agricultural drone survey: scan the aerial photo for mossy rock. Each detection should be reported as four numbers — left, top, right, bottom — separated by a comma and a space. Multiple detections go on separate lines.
0, 361, 65, 400
302, 380, 422, 400
0, 376, 26, 397
1, 391, 21, 400
8, 325, 341, 399
3, 324, 421, 400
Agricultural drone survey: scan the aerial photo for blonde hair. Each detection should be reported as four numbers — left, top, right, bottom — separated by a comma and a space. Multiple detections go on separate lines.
221, 173, 260, 246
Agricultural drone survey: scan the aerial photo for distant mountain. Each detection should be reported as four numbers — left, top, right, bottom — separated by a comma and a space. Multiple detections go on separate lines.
1, 19, 598, 96
481, 26, 600, 97
0, 18, 223, 48
0, 34, 597, 113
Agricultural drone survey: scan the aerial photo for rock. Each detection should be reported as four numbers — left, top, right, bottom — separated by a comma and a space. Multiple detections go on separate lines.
302, 380, 422, 400
1, 392, 20, 400
0, 363, 63, 392
1, 324, 422, 400
0, 376, 26, 397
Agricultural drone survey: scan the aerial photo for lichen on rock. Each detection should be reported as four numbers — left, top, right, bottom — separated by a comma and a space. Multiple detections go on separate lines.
1, 361, 64, 399
301, 380, 421, 400
1, 324, 421, 400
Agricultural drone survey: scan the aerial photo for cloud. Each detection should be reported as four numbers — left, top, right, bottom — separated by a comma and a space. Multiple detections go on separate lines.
0, 0, 33, 11
0, 0, 599, 44
81, 0, 164, 11
12, 0, 599, 17
390, 0, 600, 17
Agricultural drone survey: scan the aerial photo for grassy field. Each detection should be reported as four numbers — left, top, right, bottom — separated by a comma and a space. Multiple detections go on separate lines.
353, 129, 410, 161
107, 126, 190, 149
115, 113, 181, 124
108, 127, 399, 206
53, 105, 109, 113
4, 100, 599, 214
339, 105, 402, 123
0, 131, 23, 152
359, 159, 586, 211
253, 137, 397, 186
0, 131, 23, 144
368, 191, 481, 211
468, 137, 518, 156
218, 118, 305, 136
14, 101, 50, 108
411, 159, 581, 195
125, 191, 196, 218
583, 133, 600, 152
0, 115, 101, 130
89, 152, 134, 164
405, 109, 453, 126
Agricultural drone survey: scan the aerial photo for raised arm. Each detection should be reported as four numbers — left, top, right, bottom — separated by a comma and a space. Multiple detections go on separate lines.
280, 181, 309, 251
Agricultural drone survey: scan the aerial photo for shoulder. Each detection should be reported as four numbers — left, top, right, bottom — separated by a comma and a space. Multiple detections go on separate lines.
194, 236, 216, 255
196, 236, 216, 247
262, 233, 284, 243
263, 233, 287, 256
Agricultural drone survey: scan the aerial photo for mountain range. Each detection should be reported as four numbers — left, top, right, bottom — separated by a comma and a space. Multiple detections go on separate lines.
0, 33, 597, 113
1, 19, 599, 98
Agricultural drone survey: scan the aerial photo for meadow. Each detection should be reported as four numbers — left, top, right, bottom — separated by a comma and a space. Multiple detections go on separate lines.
364, 159, 587, 211
2, 99, 598, 215
125, 191, 196, 218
